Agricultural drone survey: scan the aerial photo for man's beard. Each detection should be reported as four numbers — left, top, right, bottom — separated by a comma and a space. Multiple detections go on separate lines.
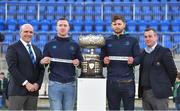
114, 29, 123, 34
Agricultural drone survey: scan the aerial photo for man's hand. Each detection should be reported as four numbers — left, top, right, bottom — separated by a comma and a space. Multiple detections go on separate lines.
72, 59, 80, 66
128, 57, 134, 65
104, 56, 110, 65
40, 57, 51, 65
33, 83, 39, 91
25, 82, 34, 92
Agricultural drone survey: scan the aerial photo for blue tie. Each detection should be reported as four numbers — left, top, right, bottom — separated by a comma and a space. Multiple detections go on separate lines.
27, 44, 35, 64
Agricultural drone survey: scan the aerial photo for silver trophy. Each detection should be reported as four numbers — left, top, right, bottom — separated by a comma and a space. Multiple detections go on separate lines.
79, 34, 105, 78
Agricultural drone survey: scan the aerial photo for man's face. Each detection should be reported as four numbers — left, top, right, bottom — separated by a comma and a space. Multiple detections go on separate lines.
144, 30, 158, 47
112, 19, 126, 34
56, 20, 70, 37
20, 24, 34, 43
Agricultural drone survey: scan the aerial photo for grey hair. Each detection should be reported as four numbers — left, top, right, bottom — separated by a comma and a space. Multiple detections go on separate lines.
19, 23, 33, 33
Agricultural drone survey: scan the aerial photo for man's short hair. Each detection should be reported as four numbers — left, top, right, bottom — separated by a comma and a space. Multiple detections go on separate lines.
56, 17, 69, 24
144, 27, 157, 34
112, 15, 125, 23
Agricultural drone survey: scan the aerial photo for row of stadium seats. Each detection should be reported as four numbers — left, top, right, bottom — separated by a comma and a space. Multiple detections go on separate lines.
0, 2, 179, 21
1, 19, 180, 32
1, 32, 180, 53
0, 0, 179, 2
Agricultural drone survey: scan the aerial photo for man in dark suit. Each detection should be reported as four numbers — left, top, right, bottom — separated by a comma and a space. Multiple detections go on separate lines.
138, 27, 177, 110
6, 24, 44, 110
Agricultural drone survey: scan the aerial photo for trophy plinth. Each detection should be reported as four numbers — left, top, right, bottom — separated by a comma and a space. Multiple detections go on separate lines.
79, 35, 105, 78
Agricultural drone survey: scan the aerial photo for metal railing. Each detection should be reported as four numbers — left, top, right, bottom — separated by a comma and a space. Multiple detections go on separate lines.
0, 2, 179, 21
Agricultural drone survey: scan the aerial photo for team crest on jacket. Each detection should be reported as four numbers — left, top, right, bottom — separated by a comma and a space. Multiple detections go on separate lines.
156, 61, 161, 66
52, 45, 57, 49
70, 46, 75, 51
108, 44, 112, 47
125, 41, 130, 46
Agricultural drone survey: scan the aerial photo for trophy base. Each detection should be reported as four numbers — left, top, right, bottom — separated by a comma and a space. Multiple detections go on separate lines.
80, 73, 104, 78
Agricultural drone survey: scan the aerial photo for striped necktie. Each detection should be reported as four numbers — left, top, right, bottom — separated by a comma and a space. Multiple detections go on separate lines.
27, 44, 36, 64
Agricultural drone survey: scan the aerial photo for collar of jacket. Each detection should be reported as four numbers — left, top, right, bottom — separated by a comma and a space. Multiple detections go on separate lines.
55, 36, 71, 41
112, 33, 129, 39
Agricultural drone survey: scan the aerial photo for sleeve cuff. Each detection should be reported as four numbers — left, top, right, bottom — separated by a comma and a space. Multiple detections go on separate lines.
22, 80, 28, 86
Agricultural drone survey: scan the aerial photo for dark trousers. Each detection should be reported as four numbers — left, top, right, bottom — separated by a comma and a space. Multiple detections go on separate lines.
142, 89, 168, 110
107, 79, 135, 110
8, 96, 38, 110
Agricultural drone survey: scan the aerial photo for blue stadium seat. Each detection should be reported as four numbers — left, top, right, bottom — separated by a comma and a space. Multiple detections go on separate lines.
40, 20, 50, 31
47, 5, 55, 13
50, 20, 56, 31
160, 20, 170, 32
75, 0, 83, 2
104, 0, 112, 2
26, 5, 37, 20
132, 0, 140, 2
7, 10, 16, 19
85, 4, 94, 15
0, 4, 5, 19
138, 20, 147, 32
0, 19, 5, 31
105, 20, 112, 32
173, 33, 180, 44
6, 19, 17, 31
148, 20, 159, 31
8, 5, 17, 12
141, 0, 150, 2
84, 21, 93, 32
94, 0, 102, 2
72, 34, 79, 43
113, 5, 122, 15
49, 32, 56, 40
171, 20, 180, 32
114, 0, 121, 2
94, 15, 102, 20
95, 20, 104, 32
164, 41, 173, 49
31, 33, 38, 43
127, 20, 136, 32
74, 14, 83, 21
37, 41, 46, 52
104, 14, 112, 22
139, 34, 146, 49
143, 11, 152, 21
18, 5, 27, 13
161, 33, 171, 44
17, 19, 28, 30
4, 31, 14, 44
29, 19, 39, 31
86, 0, 94, 2
56, 4, 65, 11
73, 3, 84, 20
72, 20, 82, 32
94, 4, 101, 15
64, 0, 75, 2
38, 32, 49, 44
104, 3, 112, 15
15, 32, 20, 42
84, 15, 93, 21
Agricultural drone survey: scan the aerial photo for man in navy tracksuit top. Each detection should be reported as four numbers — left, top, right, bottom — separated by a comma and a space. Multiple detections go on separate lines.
40, 17, 83, 111
101, 15, 141, 110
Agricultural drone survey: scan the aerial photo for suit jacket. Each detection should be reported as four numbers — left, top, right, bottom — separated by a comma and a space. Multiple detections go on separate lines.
138, 45, 177, 98
6, 41, 44, 96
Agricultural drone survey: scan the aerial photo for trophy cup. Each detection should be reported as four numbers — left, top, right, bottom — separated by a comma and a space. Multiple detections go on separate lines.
79, 34, 105, 78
